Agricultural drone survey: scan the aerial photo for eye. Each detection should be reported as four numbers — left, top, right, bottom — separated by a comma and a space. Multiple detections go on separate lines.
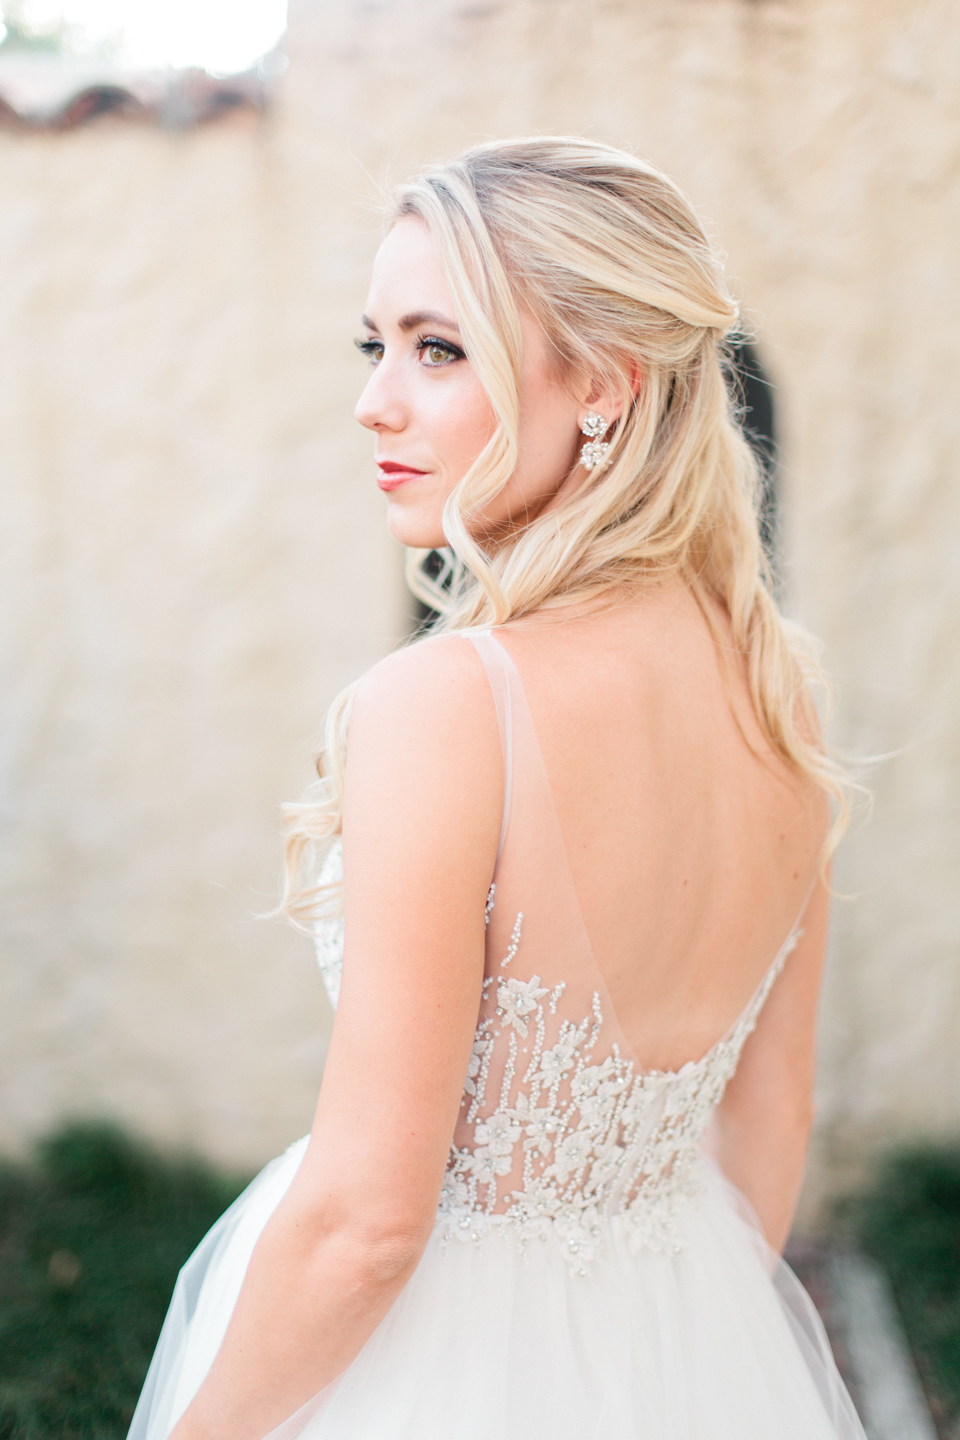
355, 337, 383, 365
416, 335, 464, 367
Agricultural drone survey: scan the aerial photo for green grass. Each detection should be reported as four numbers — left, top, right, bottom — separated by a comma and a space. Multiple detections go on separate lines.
0, 1122, 250, 1440
850, 1142, 960, 1429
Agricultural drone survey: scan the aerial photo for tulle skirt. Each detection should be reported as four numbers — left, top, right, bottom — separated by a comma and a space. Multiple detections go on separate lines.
128, 1137, 865, 1440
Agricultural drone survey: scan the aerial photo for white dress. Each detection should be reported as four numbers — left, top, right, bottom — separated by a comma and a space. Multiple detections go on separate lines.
129, 630, 866, 1440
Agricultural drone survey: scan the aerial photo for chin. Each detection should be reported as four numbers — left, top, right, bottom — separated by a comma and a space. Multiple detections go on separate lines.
384, 502, 447, 551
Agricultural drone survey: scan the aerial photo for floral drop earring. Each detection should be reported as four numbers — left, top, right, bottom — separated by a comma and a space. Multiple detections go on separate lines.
579, 411, 611, 471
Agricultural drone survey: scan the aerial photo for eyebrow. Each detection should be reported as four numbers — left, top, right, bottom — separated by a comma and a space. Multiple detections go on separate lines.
361, 310, 460, 334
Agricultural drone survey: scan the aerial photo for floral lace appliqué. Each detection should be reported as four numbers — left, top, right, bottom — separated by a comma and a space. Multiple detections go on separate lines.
437, 910, 797, 1277
314, 839, 798, 1280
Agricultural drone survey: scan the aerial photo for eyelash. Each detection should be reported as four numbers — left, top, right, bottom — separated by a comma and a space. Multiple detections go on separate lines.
354, 335, 465, 367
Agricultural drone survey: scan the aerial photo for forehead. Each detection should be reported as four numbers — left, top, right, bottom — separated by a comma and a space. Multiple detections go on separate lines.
365, 216, 455, 322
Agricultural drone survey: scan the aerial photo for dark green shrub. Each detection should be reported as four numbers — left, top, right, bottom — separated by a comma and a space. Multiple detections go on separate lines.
0, 1121, 249, 1440
850, 1142, 960, 1425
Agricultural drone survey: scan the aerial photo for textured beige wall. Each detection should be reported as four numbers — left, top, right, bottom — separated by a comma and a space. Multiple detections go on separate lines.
0, 102, 405, 1166
2, 0, 958, 1204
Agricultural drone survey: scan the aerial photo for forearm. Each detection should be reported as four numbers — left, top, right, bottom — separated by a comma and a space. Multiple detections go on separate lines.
170, 1198, 425, 1440
713, 1102, 813, 1254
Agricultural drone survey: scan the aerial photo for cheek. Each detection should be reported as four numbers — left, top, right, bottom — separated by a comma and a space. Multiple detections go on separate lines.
382, 378, 496, 550
429, 376, 497, 480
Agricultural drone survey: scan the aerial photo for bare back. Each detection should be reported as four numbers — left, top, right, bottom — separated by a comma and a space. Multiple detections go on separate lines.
487, 582, 827, 1073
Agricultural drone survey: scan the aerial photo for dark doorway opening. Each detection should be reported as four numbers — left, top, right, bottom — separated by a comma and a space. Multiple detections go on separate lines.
727, 339, 779, 575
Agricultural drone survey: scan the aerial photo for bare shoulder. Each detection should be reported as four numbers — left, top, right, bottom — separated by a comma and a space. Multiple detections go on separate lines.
346, 633, 502, 826
351, 632, 495, 746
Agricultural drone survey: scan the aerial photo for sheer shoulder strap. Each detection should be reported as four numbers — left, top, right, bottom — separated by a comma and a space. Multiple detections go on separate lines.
462, 629, 514, 864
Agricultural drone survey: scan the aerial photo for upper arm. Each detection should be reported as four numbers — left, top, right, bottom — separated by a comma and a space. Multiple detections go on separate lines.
288, 636, 502, 1241
719, 875, 830, 1128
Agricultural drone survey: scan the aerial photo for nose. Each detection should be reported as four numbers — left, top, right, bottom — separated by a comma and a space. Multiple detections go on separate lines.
355, 359, 408, 434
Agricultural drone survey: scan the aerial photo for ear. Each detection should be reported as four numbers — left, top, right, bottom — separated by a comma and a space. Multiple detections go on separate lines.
578, 363, 643, 433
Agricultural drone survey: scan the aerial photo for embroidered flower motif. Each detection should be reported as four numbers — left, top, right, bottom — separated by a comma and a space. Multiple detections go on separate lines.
496, 975, 548, 1037
463, 1035, 491, 1097
472, 1112, 522, 1179
439, 1173, 471, 1208
537, 1034, 577, 1084
475, 1110, 521, 1157
549, 1129, 595, 1183
512, 1093, 559, 1157
472, 1151, 510, 1184
553, 1205, 601, 1267
588, 1140, 626, 1190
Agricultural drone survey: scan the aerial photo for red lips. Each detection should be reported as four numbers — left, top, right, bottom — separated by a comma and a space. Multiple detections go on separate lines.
376, 460, 428, 491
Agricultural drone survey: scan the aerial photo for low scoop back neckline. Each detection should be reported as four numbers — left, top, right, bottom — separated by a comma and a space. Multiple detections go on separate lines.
459, 624, 814, 1078
629, 919, 806, 1081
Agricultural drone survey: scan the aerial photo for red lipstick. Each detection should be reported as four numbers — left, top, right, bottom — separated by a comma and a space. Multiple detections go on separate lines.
377, 460, 428, 492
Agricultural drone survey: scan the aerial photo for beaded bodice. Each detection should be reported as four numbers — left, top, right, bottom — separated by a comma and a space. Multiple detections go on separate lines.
314, 631, 802, 1276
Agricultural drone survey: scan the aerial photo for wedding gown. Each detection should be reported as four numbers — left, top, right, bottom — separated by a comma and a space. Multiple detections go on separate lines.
129, 629, 866, 1440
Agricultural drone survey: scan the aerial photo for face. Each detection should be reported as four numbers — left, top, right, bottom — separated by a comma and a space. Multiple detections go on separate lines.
354, 216, 607, 550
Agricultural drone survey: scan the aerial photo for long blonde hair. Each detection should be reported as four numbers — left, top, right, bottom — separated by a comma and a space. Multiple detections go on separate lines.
283, 136, 849, 925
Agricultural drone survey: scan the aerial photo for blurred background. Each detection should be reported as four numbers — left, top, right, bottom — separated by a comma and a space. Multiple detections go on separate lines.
0, 0, 958, 1427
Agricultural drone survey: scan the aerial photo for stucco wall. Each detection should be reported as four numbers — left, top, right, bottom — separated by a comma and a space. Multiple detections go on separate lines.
2, 0, 957, 1207
0, 104, 405, 1166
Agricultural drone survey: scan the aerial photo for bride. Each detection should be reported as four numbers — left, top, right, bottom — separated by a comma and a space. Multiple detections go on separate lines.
130, 137, 864, 1439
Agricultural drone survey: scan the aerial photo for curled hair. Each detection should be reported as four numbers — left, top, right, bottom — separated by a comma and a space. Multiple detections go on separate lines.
283, 137, 851, 925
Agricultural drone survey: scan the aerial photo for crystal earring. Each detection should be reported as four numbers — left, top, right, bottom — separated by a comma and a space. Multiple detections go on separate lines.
579, 411, 611, 471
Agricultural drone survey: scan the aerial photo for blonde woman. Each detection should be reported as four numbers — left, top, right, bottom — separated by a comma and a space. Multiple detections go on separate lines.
130, 138, 865, 1440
